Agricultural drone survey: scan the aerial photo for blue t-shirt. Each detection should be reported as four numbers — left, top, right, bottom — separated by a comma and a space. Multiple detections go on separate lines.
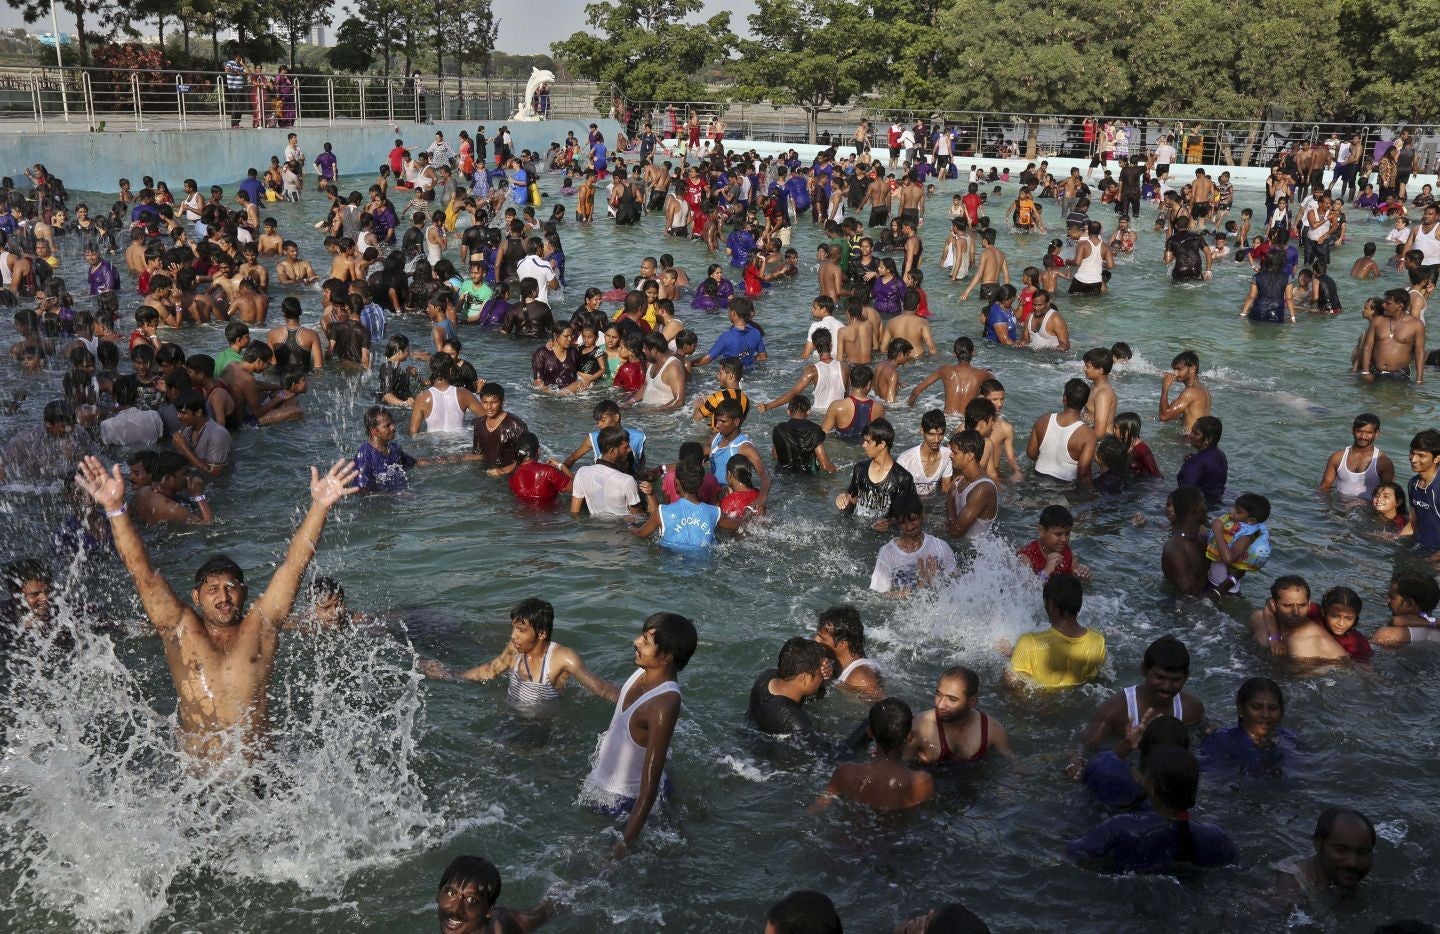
1408, 473, 1440, 550
1067, 810, 1238, 873
726, 229, 756, 268
590, 427, 646, 463
984, 303, 1019, 343
706, 326, 767, 368
511, 168, 528, 205
238, 177, 265, 205
1177, 446, 1228, 506
354, 441, 417, 492
1197, 724, 1296, 779
783, 175, 811, 212
592, 143, 608, 170
1081, 752, 1146, 809
659, 498, 720, 550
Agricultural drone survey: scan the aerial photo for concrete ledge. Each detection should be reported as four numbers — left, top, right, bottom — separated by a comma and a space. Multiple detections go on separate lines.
0, 119, 620, 194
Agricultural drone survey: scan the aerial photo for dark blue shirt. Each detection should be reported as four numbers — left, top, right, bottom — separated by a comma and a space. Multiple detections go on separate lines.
1408, 473, 1440, 550
354, 441, 416, 492
1198, 724, 1296, 779
1067, 810, 1238, 873
1081, 752, 1146, 809
238, 177, 265, 205
984, 303, 1019, 343
1177, 446, 1228, 506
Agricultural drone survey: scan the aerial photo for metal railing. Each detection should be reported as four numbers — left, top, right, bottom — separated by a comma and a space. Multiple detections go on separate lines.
610, 91, 1440, 173
0, 66, 606, 132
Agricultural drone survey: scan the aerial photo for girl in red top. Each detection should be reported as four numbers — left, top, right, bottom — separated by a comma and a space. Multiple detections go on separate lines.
612, 333, 646, 393
1321, 586, 1372, 660
1113, 411, 1162, 478
743, 252, 766, 298
721, 454, 762, 519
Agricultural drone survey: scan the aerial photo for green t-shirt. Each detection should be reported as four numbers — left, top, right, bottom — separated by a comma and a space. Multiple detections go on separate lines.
213, 347, 243, 377
458, 279, 494, 322
826, 236, 851, 271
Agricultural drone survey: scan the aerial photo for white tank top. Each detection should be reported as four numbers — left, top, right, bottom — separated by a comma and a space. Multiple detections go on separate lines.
1334, 445, 1381, 498
642, 355, 680, 405
953, 476, 998, 537
1407, 285, 1428, 323
1414, 222, 1440, 265
584, 668, 681, 802
839, 658, 879, 682
1028, 308, 1060, 350
1035, 413, 1082, 481
425, 384, 463, 432
426, 227, 443, 265
813, 357, 845, 412
0, 253, 14, 286
1075, 236, 1104, 284
1124, 684, 1184, 728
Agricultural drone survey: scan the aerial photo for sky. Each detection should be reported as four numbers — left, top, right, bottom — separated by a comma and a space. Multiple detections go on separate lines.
0, 0, 757, 56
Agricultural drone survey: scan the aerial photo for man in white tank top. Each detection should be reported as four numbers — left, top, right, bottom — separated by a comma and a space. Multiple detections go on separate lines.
582, 613, 697, 857
1405, 204, 1440, 282
946, 429, 999, 538
637, 333, 686, 409
1026, 378, 1096, 484
760, 327, 846, 415
1074, 635, 1205, 773
1319, 413, 1395, 498
407, 356, 485, 434
813, 605, 883, 699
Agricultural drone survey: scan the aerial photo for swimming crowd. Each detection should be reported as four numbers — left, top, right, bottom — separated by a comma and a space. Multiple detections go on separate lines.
2, 114, 1439, 934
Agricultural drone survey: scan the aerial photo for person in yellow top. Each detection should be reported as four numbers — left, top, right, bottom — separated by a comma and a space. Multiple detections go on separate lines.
1003, 573, 1106, 689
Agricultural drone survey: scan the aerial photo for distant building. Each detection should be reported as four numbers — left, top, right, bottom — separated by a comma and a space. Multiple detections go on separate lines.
308, 26, 327, 48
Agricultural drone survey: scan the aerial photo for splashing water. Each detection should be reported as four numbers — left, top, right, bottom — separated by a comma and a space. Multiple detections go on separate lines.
0, 581, 438, 933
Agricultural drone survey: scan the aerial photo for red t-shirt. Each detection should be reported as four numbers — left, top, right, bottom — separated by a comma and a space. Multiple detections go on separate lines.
721, 488, 759, 518
613, 360, 645, 393
388, 146, 407, 175
1019, 539, 1073, 575
962, 192, 982, 225
508, 461, 571, 504
1334, 630, 1373, 660
1129, 441, 1163, 477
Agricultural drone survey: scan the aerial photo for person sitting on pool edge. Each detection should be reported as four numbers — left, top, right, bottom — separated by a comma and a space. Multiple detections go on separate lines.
434, 853, 552, 933
1372, 571, 1440, 647
811, 697, 934, 812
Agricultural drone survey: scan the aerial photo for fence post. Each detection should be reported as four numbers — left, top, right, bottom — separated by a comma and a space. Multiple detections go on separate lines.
217, 71, 227, 128
30, 72, 43, 131
131, 72, 143, 130
327, 77, 336, 126
357, 77, 365, 123
82, 70, 94, 130
387, 77, 394, 124
176, 73, 185, 130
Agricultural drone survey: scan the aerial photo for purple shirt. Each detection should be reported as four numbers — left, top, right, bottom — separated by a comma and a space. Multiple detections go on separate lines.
354, 441, 416, 492
1177, 445, 1228, 505
88, 260, 120, 295
315, 151, 338, 180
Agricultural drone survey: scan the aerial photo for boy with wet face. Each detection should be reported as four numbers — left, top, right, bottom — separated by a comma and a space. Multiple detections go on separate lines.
434, 855, 551, 933
1076, 635, 1207, 770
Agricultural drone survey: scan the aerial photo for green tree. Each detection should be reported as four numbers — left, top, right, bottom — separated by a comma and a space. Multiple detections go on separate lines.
1345, 0, 1440, 122
730, 0, 887, 143
11, 0, 125, 65
327, 16, 376, 73
934, 0, 1141, 156
551, 0, 734, 104
450, 0, 498, 79
272, 0, 333, 69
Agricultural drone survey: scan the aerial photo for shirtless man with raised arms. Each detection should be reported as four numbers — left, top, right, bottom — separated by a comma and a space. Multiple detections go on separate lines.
75, 455, 358, 764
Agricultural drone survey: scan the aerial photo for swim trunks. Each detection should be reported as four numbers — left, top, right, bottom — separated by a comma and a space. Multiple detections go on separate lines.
978, 283, 998, 302
1371, 366, 1411, 380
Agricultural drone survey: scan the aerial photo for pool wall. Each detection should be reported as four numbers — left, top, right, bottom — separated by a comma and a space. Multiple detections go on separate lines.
0, 119, 619, 193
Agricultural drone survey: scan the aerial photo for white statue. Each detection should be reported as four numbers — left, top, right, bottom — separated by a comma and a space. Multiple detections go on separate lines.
512, 67, 556, 122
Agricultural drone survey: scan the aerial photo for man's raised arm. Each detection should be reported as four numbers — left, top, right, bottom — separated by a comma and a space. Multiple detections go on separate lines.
252, 459, 359, 626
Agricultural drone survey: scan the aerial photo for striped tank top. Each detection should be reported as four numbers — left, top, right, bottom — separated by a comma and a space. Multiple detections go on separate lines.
507, 643, 561, 706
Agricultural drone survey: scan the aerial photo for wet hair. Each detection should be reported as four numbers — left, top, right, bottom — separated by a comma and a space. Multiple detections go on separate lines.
962, 398, 996, 431
886, 337, 913, 360
1143, 634, 1191, 675
869, 697, 913, 753
675, 441, 707, 466
713, 398, 746, 424
919, 410, 946, 435
1391, 572, 1440, 612
725, 454, 755, 491
777, 635, 829, 680
1112, 412, 1143, 448
1170, 485, 1207, 521
437, 855, 501, 906
1234, 492, 1271, 523
1236, 676, 1284, 713
3, 557, 51, 593
596, 424, 629, 455
1038, 504, 1073, 530
890, 491, 924, 522
1062, 377, 1090, 411
193, 555, 245, 588
511, 597, 555, 639
787, 395, 812, 415
1314, 807, 1376, 844
224, 320, 251, 345
862, 417, 894, 450
1082, 347, 1113, 374
1171, 349, 1199, 370
717, 357, 744, 381
766, 890, 842, 934
1137, 715, 1190, 773
1145, 746, 1200, 861
1269, 574, 1311, 601
817, 605, 864, 655
1110, 341, 1132, 362
939, 664, 979, 701
310, 577, 344, 603
1374, 481, 1408, 517
241, 343, 272, 364
675, 459, 707, 496
479, 382, 505, 401
643, 611, 698, 672
848, 363, 874, 389
1043, 572, 1083, 616
1096, 436, 1127, 475
1409, 429, 1440, 456
1191, 415, 1222, 446
362, 405, 394, 434
952, 336, 975, 363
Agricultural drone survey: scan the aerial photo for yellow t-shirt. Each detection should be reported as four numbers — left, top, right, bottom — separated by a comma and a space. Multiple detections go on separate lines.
1010, 627, 1106, 688
613, 305, 658, 328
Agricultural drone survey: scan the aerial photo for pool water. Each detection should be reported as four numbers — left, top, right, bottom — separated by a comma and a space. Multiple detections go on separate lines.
1, 159, 1438, 933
